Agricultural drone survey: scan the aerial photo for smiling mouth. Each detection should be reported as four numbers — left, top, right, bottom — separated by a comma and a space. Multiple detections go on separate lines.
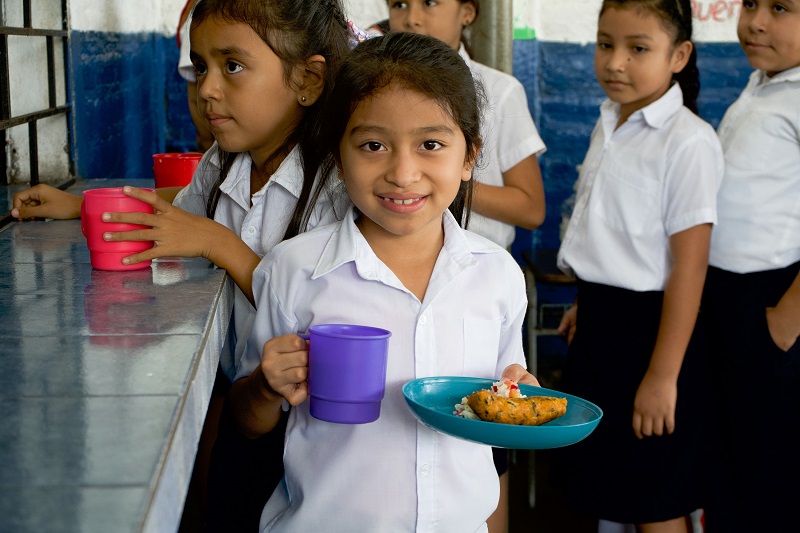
380, 196, 422, 205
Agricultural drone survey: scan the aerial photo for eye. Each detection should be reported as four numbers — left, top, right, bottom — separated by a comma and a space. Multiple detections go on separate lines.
742, 0, 756, 8
632, 45, 648, 53
773, 3, 787, 13
360, 141, 385, 152
420, 140, 443, 151
597, 41, 612, 50
193, 62, 207, 77
389, 1, 407, 9
225, 60, 244, 75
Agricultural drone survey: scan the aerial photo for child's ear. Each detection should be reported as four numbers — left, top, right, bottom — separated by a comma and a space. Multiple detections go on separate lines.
671, 40, 693, 74
462, 140, 482, 182
295, 54, 327, 106
462, 2, 477, 27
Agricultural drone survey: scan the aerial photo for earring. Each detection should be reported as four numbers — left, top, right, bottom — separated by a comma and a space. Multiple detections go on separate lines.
301, 96, 307, 103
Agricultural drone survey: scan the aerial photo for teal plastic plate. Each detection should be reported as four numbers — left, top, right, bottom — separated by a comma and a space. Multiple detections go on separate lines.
402, 376, 603, 449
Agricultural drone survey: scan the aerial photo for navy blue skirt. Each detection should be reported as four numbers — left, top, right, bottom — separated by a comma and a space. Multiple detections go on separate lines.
702, 261, 800, 533
553, 280, 708, 524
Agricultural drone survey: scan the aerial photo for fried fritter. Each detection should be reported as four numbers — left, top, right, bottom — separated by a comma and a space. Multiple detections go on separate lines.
466, 389, 567, 426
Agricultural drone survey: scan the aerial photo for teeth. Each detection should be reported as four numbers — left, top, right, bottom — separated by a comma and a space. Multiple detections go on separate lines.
383, 197, 416, 205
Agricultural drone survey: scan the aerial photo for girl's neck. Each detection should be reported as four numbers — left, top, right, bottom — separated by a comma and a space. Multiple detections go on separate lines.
357, 217, 445, 302
249, 142, 296, 196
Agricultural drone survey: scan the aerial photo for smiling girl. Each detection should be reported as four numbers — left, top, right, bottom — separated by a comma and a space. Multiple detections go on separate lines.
229, 32, 538, 532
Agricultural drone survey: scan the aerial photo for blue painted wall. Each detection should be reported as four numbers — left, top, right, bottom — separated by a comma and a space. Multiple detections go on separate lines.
71, 31, 195, 181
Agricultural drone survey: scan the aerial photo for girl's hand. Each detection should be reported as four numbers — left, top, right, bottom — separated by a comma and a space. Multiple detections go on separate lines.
557, 304, 578, 345
101, 186, 220, 265
500, 363, 540, 387
631, 371, 677, 439
766, 306, 799, 351
260, 334, 310, 406
12, 184, 83, 220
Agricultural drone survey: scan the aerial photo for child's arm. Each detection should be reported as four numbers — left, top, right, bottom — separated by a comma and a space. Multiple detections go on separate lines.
228, 334, 309, 438
471, 155, 546, 230
767, 273, 800, 351
102, 186, 261, 304
633, 223, 711, 440
12, 184, 83, 220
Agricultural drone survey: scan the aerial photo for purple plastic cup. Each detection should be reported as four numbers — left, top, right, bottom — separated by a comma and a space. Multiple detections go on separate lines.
303, 324, 391, 424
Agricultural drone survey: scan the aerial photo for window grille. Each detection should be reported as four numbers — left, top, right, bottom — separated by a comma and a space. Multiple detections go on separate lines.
0, 0, 72, 189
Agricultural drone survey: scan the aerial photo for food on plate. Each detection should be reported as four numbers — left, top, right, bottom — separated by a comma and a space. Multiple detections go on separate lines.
454, 379, 567, 426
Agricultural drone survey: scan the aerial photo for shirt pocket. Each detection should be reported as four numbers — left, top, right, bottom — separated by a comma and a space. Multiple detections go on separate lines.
463, 317, 502, 378
592, 161, 660, 235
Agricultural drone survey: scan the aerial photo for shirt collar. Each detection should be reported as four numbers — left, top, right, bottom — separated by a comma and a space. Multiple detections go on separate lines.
311, 206, 480, 282
757, 65, 800, 85
600, 82, 684, 131
218, 145, 305, 201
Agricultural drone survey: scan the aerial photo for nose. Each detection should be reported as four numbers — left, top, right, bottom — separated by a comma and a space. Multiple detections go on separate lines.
746, 6, 768, 33
386, 150, 421, 188
197, 70, 221, 102
606, 48, 628, 72
405, 5, 423, 30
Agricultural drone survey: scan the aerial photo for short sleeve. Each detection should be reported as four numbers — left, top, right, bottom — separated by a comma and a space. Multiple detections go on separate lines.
493, 77, 546, 171
663, 125, 724, 235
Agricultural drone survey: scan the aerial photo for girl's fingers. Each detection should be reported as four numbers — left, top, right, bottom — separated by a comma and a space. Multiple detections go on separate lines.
123, 186, 170, 210
103, 229, 155, 242
102, 210, 160, 227
121, 251, 157, 266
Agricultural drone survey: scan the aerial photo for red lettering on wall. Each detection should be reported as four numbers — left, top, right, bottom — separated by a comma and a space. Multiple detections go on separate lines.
692, 0, 742, 22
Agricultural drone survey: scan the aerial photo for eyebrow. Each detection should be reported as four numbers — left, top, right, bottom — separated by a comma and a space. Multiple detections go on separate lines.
597, 30, 655, 41
189, 45, 255, 62
349, 124, 456, 137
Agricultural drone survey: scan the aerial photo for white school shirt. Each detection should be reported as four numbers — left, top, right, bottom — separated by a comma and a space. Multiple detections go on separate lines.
709, 66, 800, 273
243, 207, 527, 533
173, 143, 344, 380
459, 45, 547, 248
177, 6, 195, 82
558, 84, 723, 291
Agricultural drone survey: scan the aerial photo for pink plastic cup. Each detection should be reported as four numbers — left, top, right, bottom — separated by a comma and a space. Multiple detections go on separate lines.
80, 187, 155, 271
152, 152, 202, 188
302, 324, 391, 424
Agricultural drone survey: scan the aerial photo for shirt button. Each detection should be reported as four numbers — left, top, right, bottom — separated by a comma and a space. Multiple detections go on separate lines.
420, 464, 430, 476
247, 226, 256, 236
418, 316, 427, 325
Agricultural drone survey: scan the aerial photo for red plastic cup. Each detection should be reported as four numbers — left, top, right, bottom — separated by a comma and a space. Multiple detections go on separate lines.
302, 324, 391, 424
80, 187, 155, 271
152, 152, 202, 188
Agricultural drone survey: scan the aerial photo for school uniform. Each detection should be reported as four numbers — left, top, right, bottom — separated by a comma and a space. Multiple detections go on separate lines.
703, 66, 800, 533
458, 45, 546, 249
240, 207, 528, 532
174, 143, 344, 381
556, 84, 723, 523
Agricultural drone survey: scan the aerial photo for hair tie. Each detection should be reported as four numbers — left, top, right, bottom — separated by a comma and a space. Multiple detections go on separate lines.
347, 21, 372, 50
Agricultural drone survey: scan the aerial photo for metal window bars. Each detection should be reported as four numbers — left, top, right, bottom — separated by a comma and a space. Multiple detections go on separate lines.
0, 0, 72, 187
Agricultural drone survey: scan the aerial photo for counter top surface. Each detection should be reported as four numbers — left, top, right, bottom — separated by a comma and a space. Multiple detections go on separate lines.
0, 180, 233, 533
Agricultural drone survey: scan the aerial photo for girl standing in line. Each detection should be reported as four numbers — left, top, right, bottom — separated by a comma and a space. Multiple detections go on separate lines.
385, 0, 547, 248
556, 1, 723, 531
229, 31, 538, 532
702, 1, 800, 531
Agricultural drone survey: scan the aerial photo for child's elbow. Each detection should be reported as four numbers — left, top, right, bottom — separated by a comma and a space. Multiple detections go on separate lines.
520, 206, 546, 230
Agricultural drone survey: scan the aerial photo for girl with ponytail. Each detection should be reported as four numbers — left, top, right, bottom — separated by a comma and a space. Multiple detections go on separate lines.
554, 1, 723, 531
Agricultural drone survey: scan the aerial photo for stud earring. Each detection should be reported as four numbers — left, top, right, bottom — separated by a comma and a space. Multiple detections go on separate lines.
301, 96, 307, 103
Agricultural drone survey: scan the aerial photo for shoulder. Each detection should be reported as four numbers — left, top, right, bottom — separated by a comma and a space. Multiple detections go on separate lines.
668, 108, 723, 153
469, 61, 526, 100
462, 230, 525, 281
257, 221, 340, 275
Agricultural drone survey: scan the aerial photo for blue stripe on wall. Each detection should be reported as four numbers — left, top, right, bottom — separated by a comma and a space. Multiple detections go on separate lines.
71, 31, 195, 181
